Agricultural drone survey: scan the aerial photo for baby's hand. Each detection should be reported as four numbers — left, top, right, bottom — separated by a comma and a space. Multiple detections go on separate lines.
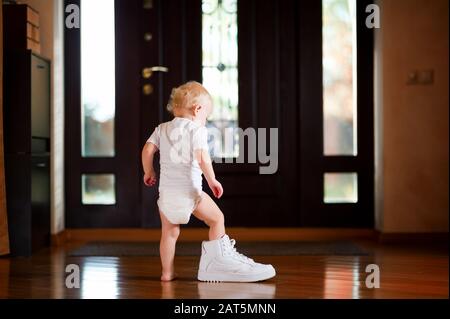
208, 179, 223, 199
143, 171, 157, 187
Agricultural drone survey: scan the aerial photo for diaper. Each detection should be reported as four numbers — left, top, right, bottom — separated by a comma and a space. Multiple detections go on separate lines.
157, 189, 202, 224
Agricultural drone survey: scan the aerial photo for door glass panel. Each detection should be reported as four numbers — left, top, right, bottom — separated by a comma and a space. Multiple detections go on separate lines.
82, 174, 116, 205
202, 0, 239, 158
324, 173, 358, 203
323, 0, 357, 156
81, 0, 116, 157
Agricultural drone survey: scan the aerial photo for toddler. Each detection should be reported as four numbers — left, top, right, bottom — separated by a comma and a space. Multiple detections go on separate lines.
142, 81, 276, 282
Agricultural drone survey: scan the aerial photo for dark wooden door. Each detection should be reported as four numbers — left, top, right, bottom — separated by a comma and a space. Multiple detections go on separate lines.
65, 0, 373, 228
64, 0, 202, 228
138, 0, 203, 227
205, 0, 300, 227
141, 0, 300, 228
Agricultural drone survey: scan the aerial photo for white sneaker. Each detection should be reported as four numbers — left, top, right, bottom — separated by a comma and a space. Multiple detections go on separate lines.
197, 235, 276, 282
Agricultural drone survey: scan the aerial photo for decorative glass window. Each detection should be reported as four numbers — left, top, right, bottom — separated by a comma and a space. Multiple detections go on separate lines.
82, 174, 116, 205
323, 0, 357, 156
202, 0, 239, 158
81, 0, 116, 157
324, 173, 358, 203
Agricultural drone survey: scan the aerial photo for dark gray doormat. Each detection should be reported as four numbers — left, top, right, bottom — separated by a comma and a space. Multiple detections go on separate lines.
69, 241, 370, 257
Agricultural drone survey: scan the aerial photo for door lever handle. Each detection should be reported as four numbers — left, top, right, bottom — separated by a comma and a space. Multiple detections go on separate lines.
142, 66, 169, 79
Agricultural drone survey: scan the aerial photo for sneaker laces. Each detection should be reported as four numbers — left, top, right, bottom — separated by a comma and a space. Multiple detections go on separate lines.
222, 238, 254, 263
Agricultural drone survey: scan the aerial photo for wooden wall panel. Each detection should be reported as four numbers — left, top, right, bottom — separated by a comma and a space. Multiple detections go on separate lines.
0, 4, 11, 256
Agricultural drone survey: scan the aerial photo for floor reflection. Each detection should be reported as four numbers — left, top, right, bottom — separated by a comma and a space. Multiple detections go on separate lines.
324, 257, 361, 299
161, 280, 277, 299
161, 281, 176, 299
80, 257, 119, 299
3, 242, 445, 299
0, 259, 10, 298
197, 282, 277, 299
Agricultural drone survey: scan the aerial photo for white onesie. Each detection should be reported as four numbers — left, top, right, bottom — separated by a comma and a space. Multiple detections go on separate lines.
146, 117, 209, 224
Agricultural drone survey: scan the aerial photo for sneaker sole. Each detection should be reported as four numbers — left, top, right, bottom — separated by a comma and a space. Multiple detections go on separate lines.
197, 267, 276, 283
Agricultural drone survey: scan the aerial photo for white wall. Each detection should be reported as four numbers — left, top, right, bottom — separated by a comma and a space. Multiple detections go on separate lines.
51, 0, 65, 234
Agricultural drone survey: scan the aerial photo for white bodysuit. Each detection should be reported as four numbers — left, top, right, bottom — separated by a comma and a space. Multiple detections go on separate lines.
146, 117, 209, 224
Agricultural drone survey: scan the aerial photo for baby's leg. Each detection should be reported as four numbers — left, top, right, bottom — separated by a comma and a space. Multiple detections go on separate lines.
193, 192, 226, 240
159, 210, 180, 281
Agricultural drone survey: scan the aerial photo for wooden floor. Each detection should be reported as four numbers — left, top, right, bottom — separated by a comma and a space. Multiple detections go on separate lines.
0, 238, 448, 299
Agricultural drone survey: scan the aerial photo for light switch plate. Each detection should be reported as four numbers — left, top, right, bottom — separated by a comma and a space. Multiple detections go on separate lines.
418, 70, 434, 85
407, 70, 418, 85
407, 69, 434, 85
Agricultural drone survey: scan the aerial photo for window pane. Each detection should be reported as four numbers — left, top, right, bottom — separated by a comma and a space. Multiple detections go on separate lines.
323, 0, 357, 155
324, 173, 358, 203
81, 0, 116, 157
202, 0, 239, 158
82, 174, 116, 205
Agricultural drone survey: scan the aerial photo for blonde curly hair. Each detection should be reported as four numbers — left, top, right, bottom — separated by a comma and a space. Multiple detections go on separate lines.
166, 81, 212, 114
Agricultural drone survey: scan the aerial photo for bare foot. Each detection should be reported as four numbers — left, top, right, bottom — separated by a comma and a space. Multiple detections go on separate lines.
161, 272, 178, 281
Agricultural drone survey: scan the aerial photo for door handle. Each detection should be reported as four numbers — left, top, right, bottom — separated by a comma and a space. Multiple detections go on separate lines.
142, 66, 169, 79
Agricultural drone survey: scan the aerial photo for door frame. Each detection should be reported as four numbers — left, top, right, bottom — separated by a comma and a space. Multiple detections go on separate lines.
63, 0, 374, 228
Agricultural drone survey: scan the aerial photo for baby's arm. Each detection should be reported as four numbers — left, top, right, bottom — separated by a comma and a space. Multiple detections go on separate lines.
195, 149, 223, 198
142, 142, 158, 187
